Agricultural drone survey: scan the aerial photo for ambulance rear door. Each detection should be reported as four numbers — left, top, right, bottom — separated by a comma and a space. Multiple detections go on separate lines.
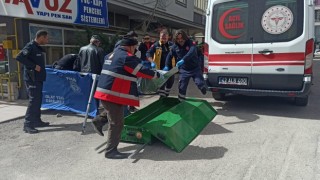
208, 0, 253, 89
251, 0, 305, 91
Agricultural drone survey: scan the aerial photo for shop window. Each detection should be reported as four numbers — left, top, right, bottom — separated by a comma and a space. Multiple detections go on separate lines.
108, 12, 115, 26
64, 30, 87, 46
29, 25, 62, 45
115, 13, 129, 28
194, 12, 204, 25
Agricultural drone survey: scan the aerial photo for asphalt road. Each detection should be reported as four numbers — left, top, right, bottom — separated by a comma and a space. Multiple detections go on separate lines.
1, 60, 320, 180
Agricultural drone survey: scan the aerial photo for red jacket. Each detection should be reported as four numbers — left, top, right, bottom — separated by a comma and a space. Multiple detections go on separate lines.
94, 47, 159, 106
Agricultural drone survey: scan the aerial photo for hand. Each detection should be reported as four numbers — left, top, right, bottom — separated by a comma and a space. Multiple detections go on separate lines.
35, 65, 41, 72
151, 62, 156, 69
163, 66, 169, 71
176, 59, 184, 67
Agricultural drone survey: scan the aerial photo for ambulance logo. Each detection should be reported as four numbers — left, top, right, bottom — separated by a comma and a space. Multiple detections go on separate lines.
261, 5, 293, 35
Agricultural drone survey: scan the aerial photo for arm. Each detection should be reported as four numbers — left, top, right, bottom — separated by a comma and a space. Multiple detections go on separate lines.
146, 44, 156, 62
98, 47, 106, 68
138, 43, 144, 52
165, 47, 176, 69
181, 41, 197, 62
123, 56, 160, 79
16, 45, 37, 69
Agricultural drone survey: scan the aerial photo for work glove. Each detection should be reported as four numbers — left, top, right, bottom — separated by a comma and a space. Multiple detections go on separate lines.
151, 62, 156, 69
176, 59, 184, 67
163, 66, 169, 71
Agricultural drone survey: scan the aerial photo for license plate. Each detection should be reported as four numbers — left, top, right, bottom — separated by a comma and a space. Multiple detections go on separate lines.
218, 77, 248, 86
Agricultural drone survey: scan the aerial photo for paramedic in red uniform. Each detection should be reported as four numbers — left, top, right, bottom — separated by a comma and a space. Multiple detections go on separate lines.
92, 34, 162, 159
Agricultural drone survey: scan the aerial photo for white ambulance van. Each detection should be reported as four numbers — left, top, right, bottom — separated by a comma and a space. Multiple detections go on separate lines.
204, 0, 315, 106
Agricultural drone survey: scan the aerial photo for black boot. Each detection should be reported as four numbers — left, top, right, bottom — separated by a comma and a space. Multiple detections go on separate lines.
105, 148, 130, 159
23, 126, 39, 134
200, 86, 207, 95
34, 120, 50, 127
91, 116, 108, 136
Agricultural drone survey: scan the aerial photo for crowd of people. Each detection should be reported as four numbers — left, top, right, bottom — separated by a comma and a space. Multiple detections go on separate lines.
16, 28, 207, 159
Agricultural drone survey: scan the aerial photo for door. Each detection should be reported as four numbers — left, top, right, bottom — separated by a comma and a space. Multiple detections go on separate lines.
208, 0, 253, 88
251, 0, 305, 90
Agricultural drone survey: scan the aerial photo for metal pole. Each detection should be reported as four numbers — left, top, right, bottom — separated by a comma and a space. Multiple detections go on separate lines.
81, 73, 98, 134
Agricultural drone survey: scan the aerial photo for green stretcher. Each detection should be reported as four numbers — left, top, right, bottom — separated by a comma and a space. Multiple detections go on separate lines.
120, 97, 218, 154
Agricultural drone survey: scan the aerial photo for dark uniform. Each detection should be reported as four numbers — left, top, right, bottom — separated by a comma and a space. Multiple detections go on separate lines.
146, 41, 175, 97
16, 40, 46, 128
94, 46, 160, 157
165, 39, 206, 101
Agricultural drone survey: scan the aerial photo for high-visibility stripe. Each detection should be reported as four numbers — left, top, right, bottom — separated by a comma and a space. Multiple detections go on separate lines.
208, 53, 305, 62
96, 87, 139, 101
94, 91, 139, 107
101, 70, 137, 82
209, 62, 305, 66
132, 64, 142, 75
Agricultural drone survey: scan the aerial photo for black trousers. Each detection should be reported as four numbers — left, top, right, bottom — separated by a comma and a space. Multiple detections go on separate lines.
178, 68, 205, 101
24, 81, 43, 127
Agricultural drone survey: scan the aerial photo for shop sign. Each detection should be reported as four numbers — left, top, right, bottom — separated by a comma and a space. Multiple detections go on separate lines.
0, 45, 4, 61
0, 0, 108, 27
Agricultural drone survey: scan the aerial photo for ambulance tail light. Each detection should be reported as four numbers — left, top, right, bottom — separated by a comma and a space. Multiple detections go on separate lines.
304, 39, 314, 75
203, 43, 209, 79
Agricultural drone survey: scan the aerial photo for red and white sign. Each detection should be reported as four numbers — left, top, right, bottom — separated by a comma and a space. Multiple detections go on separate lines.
0, 45, 4, 61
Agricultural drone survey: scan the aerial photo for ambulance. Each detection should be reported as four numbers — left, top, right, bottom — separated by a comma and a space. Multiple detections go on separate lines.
204, 0, 315, 106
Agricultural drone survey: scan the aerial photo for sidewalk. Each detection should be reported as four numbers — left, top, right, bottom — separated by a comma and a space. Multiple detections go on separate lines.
0, 99, 28, 123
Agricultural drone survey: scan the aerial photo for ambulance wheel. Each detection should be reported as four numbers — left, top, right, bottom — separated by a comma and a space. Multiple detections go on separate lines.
212, 92, 225, 101
294, 96, 308, 106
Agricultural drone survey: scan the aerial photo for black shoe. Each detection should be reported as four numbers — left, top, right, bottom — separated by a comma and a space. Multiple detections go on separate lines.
23, 126, 39, 134
105, 149, 130, 159
91, 117, 105, 136
34, 121, 50, 127
200, 87, 207, 95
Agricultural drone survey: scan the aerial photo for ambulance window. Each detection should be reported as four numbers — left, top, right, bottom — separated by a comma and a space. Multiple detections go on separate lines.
211, 0, 303, 44
253, 0, 303, 43
211, 1, 251, 44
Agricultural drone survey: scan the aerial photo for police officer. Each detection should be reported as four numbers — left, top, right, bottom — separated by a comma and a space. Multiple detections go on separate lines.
146, 29, 175, 98
164, 29, 207, 101
92, 34, 162, 159
16, 30, 50, 134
